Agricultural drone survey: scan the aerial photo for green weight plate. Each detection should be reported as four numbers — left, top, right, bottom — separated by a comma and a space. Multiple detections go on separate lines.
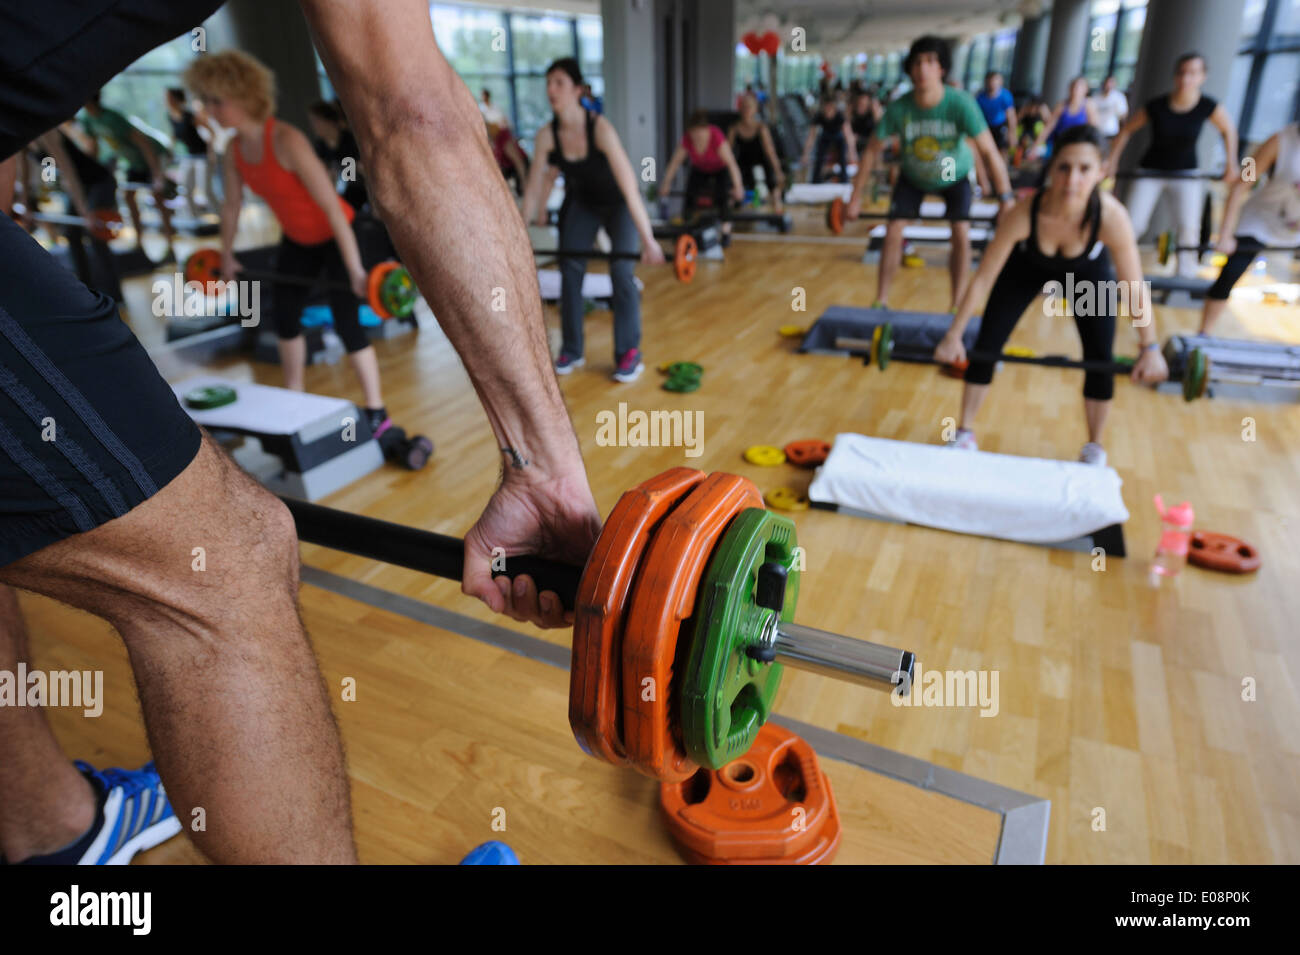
877, 321, 894, 371
1183, 347, 1208, 402
1114, 355, 1135, 369
663, 375, 700, 393
379, 266, 417, 318
681, 507, 799, 769
664, 361, 703, 380
184, 384, 238, 410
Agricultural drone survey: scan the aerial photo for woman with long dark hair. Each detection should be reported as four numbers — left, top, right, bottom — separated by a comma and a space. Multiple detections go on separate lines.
521, 57, 662, 382
935, 125, 1168, 465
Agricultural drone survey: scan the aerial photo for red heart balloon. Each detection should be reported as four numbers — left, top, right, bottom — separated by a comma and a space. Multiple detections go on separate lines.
742, 31, 762, 54
761, 31, 781, 56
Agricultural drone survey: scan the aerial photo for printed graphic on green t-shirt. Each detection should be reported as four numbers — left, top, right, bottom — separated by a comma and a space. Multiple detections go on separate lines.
876, 87, 988, 192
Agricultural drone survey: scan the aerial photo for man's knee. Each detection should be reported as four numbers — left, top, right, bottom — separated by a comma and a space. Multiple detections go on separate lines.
0, 437, 300, 633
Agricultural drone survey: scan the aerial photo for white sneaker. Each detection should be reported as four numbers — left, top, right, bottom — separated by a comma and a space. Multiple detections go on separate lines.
1079, 442, 1107, 466
946, 428, 978, 450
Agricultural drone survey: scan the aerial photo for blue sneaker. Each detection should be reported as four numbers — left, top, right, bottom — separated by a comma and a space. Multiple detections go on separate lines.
459, 840, 520, 865
554, 353, 586, 375
612, 348, 644, 383
73, 761, 182, 865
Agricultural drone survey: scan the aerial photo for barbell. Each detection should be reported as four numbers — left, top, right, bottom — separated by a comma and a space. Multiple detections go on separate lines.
182, 248, 418, 319
824, 195, 998, 235
533, 233, 698, 283
1155, 230, 1299, 268
836, 321, 1212, 402
280, 466, 916, 782
12, 201, 124, 242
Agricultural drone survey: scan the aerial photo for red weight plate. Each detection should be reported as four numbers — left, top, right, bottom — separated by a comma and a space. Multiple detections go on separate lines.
89, 209, 123, 242
782, 439, 831, 468
1187, 530, 1261, 574
569, 468, 706, 765
660, 721, 838, 860
622, 472, 762, 782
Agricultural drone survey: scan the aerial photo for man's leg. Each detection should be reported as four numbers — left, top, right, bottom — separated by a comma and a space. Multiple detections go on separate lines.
0, 213, 355, 864
123, 189, 144, 251
948, 220, 972, 309
0, 436, 358, 864
0, 585, 97, 862
877, 220, 907, 306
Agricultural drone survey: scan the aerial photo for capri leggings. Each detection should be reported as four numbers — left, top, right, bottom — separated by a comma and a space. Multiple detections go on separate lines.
1206, 236, 1267, 300
965, 246, 1117, 401
272, 234, 369, 352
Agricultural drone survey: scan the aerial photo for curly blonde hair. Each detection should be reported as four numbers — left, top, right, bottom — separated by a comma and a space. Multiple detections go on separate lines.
183, 50, 276, 121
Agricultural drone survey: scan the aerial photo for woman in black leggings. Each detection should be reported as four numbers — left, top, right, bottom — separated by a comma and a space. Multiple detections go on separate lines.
936, 125, 1168, 466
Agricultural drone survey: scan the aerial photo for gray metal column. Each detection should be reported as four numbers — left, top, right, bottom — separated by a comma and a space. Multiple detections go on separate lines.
206, 0, 322, 131
1010, 14, 1050, 95
1122, 0, 1245, 174
1041, 0, 1090, 104
601, 0, 659, 178
691, 0, 736, 112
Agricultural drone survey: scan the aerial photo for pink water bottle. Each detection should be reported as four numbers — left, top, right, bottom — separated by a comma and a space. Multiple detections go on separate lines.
1151, 495, 1194, 584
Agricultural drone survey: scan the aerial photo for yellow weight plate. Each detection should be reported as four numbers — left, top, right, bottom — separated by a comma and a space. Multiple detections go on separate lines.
743, 445, 786, 467
778, 324, 807, 338
765, 487, 810, 511
902, 254, 925, 268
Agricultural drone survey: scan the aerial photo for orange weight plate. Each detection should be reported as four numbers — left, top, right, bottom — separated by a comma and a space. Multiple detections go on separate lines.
622, 472, 762, 782
674, 234, 697, 283
674, 814, 841, 865
782, 439, 831, 468
1187, 531, 1261, 574
826, 196, 845, 235
569, 467, 706, 765
660, 721, 839, 861
183, 248, 224, 293
367, 261, 400, 319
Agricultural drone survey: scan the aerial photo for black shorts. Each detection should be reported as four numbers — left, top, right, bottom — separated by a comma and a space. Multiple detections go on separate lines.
0, 215, 201, 566
889, 175, 973, 221
125, 166, 151, 184
685, 168, 729, 215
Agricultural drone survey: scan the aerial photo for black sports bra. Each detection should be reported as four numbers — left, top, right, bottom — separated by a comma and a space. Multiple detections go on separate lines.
1018, 188, 1104, 267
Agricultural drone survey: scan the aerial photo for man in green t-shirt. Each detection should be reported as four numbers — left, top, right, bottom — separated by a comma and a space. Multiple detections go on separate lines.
77, 90, 176, 259
846, 35, 1016, 310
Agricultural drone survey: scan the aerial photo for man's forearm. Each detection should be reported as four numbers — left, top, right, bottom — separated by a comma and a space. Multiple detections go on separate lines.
355, 100, 579, 473
988, 150, 1012, 197
305, 0, 583, 477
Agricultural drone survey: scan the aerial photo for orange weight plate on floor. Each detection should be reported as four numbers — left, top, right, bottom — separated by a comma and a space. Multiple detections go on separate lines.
569, 467, 706, 764
782, 439, 831, 468
1187, 530, 1261, 574
660, 721, 839, 861
622, 472, 762, 782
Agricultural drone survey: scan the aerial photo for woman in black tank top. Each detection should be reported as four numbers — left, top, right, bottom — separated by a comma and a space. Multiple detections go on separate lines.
849, 89, 881, 155
727, 91, 785, 213
521, 57, 663, 381
934, 125, 1168, 464
1103, 54, 1238, 276
1106, 53, 1237, 179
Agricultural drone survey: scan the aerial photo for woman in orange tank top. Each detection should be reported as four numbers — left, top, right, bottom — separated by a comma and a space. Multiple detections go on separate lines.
185, 51, 389, 430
